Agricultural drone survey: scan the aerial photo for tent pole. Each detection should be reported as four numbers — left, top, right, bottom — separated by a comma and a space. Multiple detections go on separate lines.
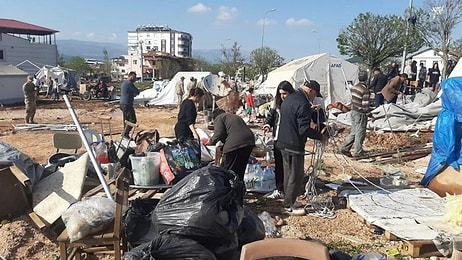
63, 95, 113, 200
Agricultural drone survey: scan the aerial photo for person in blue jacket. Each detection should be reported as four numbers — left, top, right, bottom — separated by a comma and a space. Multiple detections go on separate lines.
120, 71, 140, 137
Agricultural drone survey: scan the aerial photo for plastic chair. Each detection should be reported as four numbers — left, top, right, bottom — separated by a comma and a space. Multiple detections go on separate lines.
239, 238, 330, 260
53, 132, 82, 153
57, 168, 130, 260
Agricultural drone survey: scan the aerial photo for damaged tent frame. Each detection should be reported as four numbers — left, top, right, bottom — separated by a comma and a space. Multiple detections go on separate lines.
63, 95, 112, 200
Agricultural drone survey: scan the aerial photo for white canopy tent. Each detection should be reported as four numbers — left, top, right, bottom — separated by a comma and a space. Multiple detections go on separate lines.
256, 53, 359, 106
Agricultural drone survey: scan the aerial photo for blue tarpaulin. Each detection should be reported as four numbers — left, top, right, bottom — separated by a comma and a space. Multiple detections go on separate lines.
421, 77, 462, 186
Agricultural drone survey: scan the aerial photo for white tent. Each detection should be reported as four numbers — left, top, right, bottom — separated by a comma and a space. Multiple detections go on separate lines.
145, 71, 211, 106
35, 65, 80, 92
0, 65, 28, 105
257, 53, 359, 106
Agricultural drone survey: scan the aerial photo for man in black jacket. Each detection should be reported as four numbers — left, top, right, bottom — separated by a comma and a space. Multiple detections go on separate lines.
370, 68, 388, 107
210, 109, 255, 181
276, 80, 327, 215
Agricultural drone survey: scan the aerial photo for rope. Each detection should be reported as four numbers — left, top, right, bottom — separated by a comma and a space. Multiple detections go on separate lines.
303, 109, 336, 219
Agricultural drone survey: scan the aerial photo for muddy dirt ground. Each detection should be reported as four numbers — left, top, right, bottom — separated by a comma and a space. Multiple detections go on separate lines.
0, 96, 435, 259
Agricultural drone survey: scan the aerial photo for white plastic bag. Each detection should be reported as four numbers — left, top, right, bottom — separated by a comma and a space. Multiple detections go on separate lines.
61, 196, 115, 242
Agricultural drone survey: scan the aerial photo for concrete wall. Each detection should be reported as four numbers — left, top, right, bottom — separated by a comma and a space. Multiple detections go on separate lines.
0, 33, 57, 68
0, 74, 27, 105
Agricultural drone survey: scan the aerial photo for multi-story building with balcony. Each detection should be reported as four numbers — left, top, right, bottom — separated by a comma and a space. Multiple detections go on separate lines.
0, 18, 58, 74
127, 25, 192, 58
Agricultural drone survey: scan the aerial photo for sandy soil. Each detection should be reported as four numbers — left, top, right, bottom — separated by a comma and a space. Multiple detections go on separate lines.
0, 97, 435, 259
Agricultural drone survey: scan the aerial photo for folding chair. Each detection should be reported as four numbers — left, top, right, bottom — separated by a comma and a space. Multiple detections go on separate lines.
57, 168, 130, 260
53, 132, 82, 153
240, 238, 330, 260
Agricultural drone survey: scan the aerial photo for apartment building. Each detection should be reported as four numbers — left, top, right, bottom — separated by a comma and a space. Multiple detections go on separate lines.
127, 25, 192, 58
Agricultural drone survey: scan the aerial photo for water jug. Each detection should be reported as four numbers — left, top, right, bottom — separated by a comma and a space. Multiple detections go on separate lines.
95, 141, 109, 164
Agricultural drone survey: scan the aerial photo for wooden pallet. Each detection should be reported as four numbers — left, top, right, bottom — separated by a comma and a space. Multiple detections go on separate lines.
349, 207, 442, 258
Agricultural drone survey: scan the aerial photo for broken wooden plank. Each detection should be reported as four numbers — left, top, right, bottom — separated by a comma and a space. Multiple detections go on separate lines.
28, 211, 47, 230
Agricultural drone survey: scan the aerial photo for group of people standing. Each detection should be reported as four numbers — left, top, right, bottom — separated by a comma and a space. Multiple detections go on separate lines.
370, 61, 444, 108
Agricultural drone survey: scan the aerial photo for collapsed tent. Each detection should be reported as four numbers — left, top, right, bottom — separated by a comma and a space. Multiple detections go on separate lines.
256, 53, 359, 106
421, 76, 462, 186
145, 71, 211, 106
335, 88, 441, 131
35, 65, 80, 93
134, 80, 170, 105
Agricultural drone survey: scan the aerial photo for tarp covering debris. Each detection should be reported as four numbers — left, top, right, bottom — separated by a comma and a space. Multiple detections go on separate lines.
335, 88, 441, 131
0, 141, 44, 188
422, 77, 462, 186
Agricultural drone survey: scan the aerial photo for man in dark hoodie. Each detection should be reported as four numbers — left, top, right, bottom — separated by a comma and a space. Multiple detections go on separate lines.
276, 80, 327, 215
210, 108, 255, 181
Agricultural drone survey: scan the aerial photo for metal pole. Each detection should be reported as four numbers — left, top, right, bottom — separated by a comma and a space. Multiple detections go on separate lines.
401, 0, 414, 73
261, 9, 276, 49
63, 95, 113, 200
260, 8, 276, 81
139, 40, 144, 82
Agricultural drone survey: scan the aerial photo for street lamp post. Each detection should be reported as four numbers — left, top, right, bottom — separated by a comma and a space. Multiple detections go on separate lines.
261, 8, 276, 49
400, 0, 414, 73
139, 40, 144, 82
312, 30, 321, 53
260, 8, 276, 81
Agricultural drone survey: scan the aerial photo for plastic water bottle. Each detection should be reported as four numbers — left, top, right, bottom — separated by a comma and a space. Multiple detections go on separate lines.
254, 163, 263, 191
244, 164, 256, 190
95, 141, 109, 164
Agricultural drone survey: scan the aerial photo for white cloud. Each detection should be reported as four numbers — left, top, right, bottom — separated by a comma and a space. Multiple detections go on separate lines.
257, 18, 277, 26
188, 3, 211, 13
216, 6, 238, 21
285, 18, 313, 27
86, 32, 95, 39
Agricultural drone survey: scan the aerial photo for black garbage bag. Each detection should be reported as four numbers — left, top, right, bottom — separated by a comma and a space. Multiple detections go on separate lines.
123, 198, 160, 245
237, 206, 265, 246
152, 165, 245, 239
122, 234, 217, 260
198, 233, 239, 260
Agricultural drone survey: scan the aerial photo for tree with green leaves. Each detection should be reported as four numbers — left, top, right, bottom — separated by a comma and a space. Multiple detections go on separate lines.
158, 59, 181, 79
66, 56, 91, 74
57, 54, 66, 67
250, 47, 284, 79
219, 41, 245, 77
192, 57, 220, 74
416, 0, 462, 78
337, 12, 424, 74
103, 48, 111, 75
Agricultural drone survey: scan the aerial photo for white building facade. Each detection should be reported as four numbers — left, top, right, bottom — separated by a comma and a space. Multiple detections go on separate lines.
127, 25, 192, 58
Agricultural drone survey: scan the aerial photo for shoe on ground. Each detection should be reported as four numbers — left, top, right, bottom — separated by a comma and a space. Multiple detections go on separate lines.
263, 190, 284, 199
340, 150, 352, 157
353, 151, 367, 157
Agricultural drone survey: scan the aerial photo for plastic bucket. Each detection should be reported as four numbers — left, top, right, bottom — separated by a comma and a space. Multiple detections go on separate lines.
129, 152, 160, 186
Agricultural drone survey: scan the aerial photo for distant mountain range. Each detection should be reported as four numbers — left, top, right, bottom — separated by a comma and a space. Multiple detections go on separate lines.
57, 39, 249, 63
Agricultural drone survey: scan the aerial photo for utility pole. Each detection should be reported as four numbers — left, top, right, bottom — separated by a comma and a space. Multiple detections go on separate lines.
401, 0, 414, 73
139, 40, 144, 82
260, 8, 276, 81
